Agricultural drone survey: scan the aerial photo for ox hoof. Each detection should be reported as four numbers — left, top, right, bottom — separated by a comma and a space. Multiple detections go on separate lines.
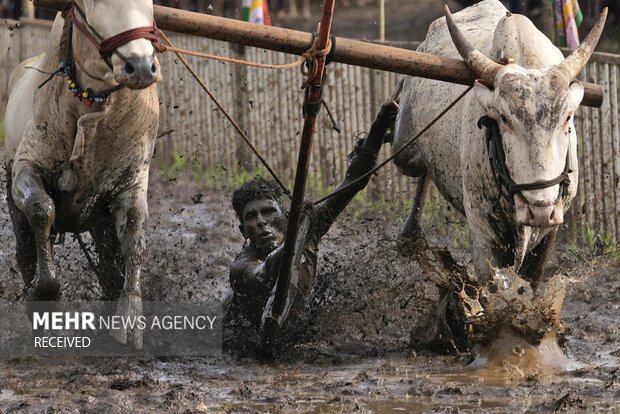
397, 234, 428, 257
110, 293, 144, 350
410, 291, 469, 354
25, 300, 60, 325
27, 279, 61, 301
397, 221, 428, 256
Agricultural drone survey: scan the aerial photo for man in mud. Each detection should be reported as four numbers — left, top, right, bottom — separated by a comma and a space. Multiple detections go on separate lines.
224, 99, 399, 355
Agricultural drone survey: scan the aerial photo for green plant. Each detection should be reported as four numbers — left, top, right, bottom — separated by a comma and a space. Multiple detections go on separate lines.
348, 192, 408, 221
159, 146, 204, 181
206, 165, 271, 193
566, 221, 620, 261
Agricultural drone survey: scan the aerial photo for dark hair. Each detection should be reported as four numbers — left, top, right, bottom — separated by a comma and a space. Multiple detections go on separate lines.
232, 177, 284, 221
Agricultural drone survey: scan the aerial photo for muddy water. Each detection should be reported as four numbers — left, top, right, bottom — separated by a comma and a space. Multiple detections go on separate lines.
1, 167, 620, 412
1, 353, 618, 412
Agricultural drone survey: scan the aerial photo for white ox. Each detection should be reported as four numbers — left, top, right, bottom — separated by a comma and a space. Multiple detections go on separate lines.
4, 0, 161, 347
393, 0, 606, 283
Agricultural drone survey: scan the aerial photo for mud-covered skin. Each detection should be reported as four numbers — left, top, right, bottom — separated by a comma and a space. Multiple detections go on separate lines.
1, 160, 620, 410
239, 199, 287, 258
225, 101, 398, 354
4, 3, 160, 348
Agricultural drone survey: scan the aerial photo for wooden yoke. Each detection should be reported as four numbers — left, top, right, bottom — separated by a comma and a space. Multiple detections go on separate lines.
33, 0, 604, 107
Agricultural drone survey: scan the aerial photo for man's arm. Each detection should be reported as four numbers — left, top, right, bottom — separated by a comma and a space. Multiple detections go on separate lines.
229, 246, 284, 299
313, 99, 399, 238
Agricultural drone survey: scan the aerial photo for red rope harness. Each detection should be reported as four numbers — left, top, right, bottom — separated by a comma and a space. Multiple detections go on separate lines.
99, 22, 159, 59
70, 3, 159, 62
70, 10, 101, 49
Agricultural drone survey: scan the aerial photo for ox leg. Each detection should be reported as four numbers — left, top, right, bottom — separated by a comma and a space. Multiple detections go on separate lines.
467, 218, 513, 283
6, 165, 37, 288
519, 228, 558, 290
398, 174, 430, 254
109, 188, 148, 349
471, 237, 512, 282
10, 164, 60, 300
90, 220, 125, 301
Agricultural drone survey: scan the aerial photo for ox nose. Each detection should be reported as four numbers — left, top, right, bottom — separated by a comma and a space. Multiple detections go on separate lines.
515, 198, 564, 227
526, 203, 562, 227
123, 53, 159, 88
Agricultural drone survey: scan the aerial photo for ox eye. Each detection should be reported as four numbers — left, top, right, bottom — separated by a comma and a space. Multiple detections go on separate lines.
500, 115, 508, 123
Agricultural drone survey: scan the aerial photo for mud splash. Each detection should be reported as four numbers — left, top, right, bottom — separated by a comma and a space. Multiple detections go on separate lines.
463, 268, 575, 381
417, 244, 580, 381
464, 332, 574, 384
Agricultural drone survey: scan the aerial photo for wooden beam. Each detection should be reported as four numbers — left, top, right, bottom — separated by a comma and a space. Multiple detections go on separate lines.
33, 0, 604, 107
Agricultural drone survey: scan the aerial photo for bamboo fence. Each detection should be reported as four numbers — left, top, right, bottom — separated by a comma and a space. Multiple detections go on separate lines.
2, 20, 620, 242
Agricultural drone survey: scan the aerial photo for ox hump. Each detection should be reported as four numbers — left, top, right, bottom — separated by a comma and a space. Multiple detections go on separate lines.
8, 54, 44, 94
419, 0, 508, 59
492, 14, 564, 69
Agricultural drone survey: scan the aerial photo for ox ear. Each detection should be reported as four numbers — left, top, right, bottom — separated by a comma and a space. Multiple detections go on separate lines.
473, 79, 494, 111
567, 81, 585, 110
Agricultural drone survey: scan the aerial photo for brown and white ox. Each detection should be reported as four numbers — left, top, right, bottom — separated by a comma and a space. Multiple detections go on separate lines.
393, 0, 606, 285
4, 0, 161, 347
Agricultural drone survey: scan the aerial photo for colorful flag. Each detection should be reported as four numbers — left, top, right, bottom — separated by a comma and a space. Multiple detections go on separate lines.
242, 0, 271, 25
554, 0, 583, 49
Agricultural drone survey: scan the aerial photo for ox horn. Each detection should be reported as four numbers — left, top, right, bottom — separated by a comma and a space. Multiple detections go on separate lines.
444, 4, 502, 84
556, 7, 608, 81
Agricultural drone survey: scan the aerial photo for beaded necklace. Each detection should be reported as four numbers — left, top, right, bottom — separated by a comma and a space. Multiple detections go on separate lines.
64, 21, 123, 107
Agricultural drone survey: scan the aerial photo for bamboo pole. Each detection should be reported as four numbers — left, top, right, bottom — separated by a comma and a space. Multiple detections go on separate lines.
611, 66, 620, 242
33, 0, 604, 107
600, 63, 615, 240
590, 64, 602, 233
23, 0, 35, 18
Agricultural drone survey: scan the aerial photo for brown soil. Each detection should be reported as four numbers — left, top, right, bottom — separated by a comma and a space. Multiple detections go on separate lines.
1, 160, 619, 412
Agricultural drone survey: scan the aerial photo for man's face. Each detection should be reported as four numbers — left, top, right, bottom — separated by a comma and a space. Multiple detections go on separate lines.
241, 199, 286, 255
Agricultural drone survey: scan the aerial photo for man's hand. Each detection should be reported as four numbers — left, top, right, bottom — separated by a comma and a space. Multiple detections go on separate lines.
380, 99, 399, 144
381, 99, 399, 118
263, 244, 285, 288
381, 78, 403, 143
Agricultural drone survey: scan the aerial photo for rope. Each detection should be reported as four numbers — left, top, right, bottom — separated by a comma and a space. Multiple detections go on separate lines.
99, 24, 158, 59
313, 85, 473, 205
300, 37, 331, 89
75, 233, 104, 280
156, 30, 291, 196
479, 115, 572, 204
153, 33, 331, 89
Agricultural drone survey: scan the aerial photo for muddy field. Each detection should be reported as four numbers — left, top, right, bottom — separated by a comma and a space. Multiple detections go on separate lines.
1, 1, 620, 410
0, 153, 619, 413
